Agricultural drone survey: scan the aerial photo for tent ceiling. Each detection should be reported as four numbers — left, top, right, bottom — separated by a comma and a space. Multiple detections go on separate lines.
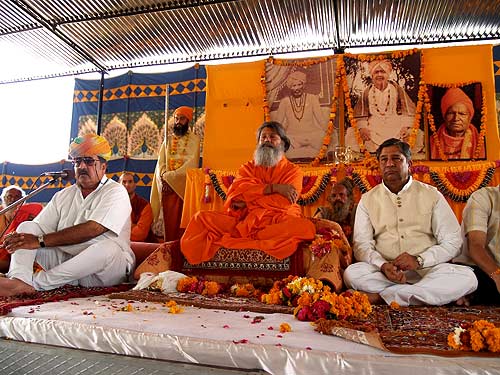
1, 0, 500, 84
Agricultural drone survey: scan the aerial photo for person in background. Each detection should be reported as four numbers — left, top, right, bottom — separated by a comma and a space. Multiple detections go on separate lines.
343, 138, 477, 306
0, 186, 43, 273
119, 173, 153, 242
150, 106, 200, 241
430, 87, 485, 160
0, 134, 134, 297
457, 185, 500, 305
313, 178, 357, 244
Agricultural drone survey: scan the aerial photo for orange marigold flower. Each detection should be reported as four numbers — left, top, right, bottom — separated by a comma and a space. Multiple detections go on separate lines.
390, 301, 401, 310
280, 323, 292, 333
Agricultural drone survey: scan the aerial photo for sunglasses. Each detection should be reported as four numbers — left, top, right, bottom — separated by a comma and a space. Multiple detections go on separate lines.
71, 157, 100, 166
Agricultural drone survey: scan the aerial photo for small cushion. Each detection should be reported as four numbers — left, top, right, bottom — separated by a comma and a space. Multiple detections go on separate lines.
133, 241, 178, 280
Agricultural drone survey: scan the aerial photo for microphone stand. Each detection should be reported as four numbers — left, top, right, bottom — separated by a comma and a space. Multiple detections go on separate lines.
0, 177, 60, 216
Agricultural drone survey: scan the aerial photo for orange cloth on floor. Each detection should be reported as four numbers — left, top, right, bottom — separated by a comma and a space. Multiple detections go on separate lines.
181, 158, 316, 264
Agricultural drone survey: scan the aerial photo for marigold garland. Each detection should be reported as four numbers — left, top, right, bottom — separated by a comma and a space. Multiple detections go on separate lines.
448, 320, 500, 352
351, 170, 382, 193
262, 56, 342, 166
349, 161, 498, 199
177, 276, 222, 296
205, 168, 332, 206
424, 81, 487, 161
429, 162, 496, 202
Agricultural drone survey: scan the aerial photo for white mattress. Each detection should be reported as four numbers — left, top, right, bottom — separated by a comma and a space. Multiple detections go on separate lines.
0, 296, 498, 375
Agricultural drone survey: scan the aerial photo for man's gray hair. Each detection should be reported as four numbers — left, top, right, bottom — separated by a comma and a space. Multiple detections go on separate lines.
256, 121, 291, 152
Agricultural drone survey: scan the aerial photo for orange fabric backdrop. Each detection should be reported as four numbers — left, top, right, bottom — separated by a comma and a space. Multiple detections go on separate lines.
181, 45, 500, 227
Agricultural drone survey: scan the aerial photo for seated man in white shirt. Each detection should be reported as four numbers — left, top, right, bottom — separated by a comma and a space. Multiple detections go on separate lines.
0, 134, 135, 297
343, 138, 477, 306
458, 185, 500, 305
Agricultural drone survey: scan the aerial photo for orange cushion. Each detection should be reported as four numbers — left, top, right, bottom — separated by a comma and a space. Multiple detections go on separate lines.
133, 241, 178, 280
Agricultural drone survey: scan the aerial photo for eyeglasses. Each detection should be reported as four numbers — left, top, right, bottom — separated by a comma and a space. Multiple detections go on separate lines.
71, 157, 100, 166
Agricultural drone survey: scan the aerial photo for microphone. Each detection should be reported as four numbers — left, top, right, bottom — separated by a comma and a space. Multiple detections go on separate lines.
42, 169, 75, 181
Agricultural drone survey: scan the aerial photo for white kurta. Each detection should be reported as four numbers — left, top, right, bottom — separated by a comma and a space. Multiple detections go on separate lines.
344, 178, 477, 306
7, 176, 134, 290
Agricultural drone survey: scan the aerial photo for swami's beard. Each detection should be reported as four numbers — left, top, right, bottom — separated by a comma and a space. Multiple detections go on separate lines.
173, 123, 189, 137
254, 143, 283, 167
330, 200, 352, 222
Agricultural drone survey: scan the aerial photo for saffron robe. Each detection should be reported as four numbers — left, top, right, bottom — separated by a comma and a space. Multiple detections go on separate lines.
130, 194, 153, 242
0, 203, 43, 261
430, 123, 484, 160
181, 158, 316, 264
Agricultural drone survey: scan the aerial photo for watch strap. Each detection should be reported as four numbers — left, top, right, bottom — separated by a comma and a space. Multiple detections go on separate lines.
38, 234, 46, 248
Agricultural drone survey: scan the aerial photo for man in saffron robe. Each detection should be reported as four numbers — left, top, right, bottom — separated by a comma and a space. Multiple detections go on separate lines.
120, 173, 153, 242
0, 186, 43, 272
150, 106, 200, 241
430, 87, 485, 160
181, 121, 316, 265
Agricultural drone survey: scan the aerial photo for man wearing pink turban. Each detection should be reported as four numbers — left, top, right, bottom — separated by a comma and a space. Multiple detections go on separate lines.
346, 59, 423, 155
430, 87, 485, 160
0, 133, 134, 297
151, 106, 200, 241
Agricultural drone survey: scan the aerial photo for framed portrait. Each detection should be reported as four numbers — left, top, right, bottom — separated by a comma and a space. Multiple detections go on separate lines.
343, 52, 425, 159
427, 83, 486, 161
265, 58, 338, 162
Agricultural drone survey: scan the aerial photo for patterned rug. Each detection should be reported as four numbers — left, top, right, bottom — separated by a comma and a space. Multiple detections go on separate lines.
315, 305, 500, 357
0, 284, 132, 315
108, 289, 295, 314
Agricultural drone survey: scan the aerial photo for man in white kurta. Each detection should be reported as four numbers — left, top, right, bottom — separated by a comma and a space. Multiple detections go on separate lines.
343, 138, 477, 306
0, 134, 134, 296
458, 186, 500, 304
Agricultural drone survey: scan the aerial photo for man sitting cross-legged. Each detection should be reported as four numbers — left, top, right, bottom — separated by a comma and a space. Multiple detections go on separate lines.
181, 121, 316, 265
343, 138, 477, 306
0, 134, 135, 297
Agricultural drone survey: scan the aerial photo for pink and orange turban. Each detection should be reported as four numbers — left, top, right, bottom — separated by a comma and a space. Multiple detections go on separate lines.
69, 133, 112, 160
440, 87, 474, 119
286, 70, 307, 88
174, 106, 193, 122
368, 59, 392, 75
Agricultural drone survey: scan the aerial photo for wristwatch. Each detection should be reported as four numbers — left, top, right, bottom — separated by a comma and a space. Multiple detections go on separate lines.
38, 234, 46, 248
416, 255, 424, 269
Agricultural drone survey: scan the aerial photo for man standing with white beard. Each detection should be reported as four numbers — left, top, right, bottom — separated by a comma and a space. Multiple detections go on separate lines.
181, 121, 316, 265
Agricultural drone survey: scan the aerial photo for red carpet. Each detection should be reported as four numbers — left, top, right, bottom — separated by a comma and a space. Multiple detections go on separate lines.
0, 284, 132, 315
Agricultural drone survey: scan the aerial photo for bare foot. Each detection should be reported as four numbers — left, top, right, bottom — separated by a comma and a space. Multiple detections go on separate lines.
455, 295, 471, 307
365, 292, 384, 305
346, 289, 385, 305
0, 277, 36, 297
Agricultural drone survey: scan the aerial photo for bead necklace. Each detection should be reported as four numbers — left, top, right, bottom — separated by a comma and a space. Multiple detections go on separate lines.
372, 88, 390, 115
169, 133, 190, 171
289, 93, 306, 121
